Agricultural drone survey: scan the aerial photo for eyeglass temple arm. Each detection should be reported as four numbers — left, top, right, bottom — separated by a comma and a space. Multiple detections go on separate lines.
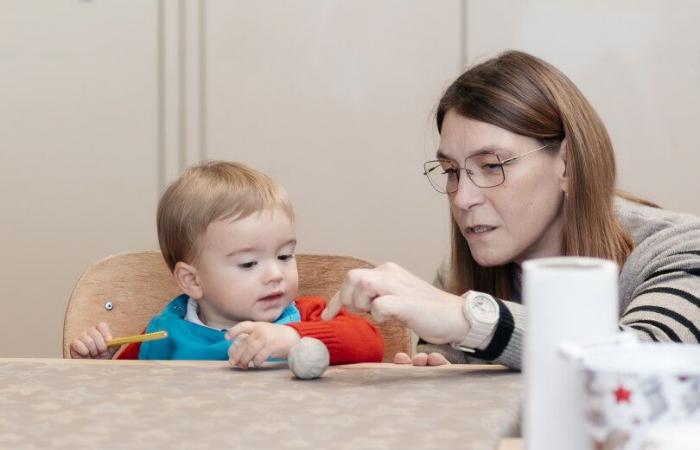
499, 143, 552, 165
423, 165, 440, 176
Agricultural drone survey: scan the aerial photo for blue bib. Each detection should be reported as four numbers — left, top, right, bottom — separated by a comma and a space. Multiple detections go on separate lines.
138, 294, 301, 360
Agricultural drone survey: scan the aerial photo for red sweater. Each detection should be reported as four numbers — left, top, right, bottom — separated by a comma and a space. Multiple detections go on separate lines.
117, 296, 384, 364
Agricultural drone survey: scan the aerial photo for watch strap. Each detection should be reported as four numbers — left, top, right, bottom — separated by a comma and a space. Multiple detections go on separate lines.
470, 298, 514, 361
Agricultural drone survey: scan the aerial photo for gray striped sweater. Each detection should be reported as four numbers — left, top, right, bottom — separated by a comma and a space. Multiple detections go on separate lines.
422, 197, 700, 369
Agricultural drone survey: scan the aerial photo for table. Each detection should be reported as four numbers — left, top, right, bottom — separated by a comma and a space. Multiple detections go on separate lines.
0, 359, 521, 449
498, 438, 524, 450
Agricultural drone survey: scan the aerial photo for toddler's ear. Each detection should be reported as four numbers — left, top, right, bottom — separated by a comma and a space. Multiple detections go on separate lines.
174, 262, 203, 299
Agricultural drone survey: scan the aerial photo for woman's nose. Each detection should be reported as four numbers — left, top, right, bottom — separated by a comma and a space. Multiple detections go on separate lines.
451, 172, 485, 211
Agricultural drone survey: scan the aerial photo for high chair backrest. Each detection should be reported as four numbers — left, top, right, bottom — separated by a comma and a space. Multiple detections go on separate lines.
63, 251, 412, 361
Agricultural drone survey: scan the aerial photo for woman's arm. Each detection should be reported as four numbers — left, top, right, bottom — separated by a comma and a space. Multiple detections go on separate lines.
416, 300, 526, 370
414, 261, 522, 368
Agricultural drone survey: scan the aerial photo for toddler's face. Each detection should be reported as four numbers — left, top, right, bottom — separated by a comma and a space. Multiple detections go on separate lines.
193, 207, 299, 327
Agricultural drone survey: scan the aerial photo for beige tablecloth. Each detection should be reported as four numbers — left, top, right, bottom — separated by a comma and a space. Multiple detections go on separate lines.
0, 359, 521, 449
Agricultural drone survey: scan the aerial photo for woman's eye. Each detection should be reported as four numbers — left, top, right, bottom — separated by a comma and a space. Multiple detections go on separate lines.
238, 261, 257, 269
278, 254, 294, 262
482, 163, 502, 171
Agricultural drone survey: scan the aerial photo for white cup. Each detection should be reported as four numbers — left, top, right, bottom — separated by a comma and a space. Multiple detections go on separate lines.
559, 334, 700, 450
644, 421, 700, 450
523, 257, 619, 450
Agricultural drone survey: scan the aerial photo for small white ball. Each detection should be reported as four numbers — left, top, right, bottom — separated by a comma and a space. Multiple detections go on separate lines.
288, 337, 329, 379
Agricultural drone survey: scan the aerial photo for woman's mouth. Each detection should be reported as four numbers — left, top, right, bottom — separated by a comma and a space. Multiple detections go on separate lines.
465, 225, 497, 235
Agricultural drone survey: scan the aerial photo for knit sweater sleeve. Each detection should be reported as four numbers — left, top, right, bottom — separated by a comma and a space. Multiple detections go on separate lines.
617, 220, 700, 344
285, 296, 384, 365
470, 300, 526, 370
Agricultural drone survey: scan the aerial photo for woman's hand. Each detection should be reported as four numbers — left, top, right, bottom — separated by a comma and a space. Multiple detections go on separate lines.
226, 322, 301, 369
69, 322, 118, 359
321, 262, 469, 345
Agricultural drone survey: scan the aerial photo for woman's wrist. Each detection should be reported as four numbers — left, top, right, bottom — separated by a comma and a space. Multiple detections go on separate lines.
424, 291, 470, 344
448, 292, 471, 344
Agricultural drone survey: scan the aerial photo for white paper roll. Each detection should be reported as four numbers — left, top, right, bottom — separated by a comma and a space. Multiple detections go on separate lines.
523, 257, 619, 450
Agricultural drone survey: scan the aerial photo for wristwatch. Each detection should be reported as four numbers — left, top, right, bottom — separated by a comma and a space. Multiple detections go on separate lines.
451, 290, 500, 353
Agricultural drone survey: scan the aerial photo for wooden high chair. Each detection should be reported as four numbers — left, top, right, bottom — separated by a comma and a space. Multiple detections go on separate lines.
63, 251, 412, 361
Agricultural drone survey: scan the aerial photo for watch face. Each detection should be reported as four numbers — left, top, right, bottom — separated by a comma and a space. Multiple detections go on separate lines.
471, 295, 499, 322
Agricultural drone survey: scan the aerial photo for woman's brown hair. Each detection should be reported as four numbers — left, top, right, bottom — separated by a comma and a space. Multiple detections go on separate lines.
436, 50, 635, 298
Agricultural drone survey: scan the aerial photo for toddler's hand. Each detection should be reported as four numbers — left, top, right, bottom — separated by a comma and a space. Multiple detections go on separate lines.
226, 322, 301, 369
69, 322, 118, 359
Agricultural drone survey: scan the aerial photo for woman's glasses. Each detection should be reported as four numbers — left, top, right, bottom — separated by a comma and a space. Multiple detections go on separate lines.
423, 144, 552, 193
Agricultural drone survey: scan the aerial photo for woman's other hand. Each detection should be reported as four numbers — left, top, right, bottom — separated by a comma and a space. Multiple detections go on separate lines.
393, 351, 450, 366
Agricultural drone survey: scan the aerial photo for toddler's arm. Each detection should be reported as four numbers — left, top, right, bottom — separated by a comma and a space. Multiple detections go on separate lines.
288, 296, 384, 364
69, 322, 119, 359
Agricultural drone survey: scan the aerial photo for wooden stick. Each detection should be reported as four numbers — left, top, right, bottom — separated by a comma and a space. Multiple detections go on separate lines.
106, 330, 168, 347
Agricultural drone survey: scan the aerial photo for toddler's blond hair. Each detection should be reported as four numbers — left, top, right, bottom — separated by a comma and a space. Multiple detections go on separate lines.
157, 160, 293, 271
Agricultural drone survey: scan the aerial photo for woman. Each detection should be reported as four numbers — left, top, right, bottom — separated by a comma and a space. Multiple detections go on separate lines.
322, 50, 700, 369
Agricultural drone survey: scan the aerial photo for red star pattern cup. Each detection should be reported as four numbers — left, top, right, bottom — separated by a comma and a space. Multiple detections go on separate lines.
559, 333, 700, 450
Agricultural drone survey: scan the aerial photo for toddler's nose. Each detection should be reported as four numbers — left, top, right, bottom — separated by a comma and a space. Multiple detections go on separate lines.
264, 261, 284, 283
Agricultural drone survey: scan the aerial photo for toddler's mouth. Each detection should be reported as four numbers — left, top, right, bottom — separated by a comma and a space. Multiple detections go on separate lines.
259, 291, 284, 302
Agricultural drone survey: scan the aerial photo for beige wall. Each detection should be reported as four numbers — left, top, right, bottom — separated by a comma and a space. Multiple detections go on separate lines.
2, 1, 699, 358
1, 1, 160, 357
466, 0, 700, 215
204, 1, 458, 282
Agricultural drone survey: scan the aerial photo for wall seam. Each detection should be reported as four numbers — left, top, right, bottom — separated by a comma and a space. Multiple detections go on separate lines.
157, 0, 165, 193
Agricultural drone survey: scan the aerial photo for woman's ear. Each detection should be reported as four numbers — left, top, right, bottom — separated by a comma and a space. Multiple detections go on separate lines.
557, 138, 568, 194
173, 261, 204, 299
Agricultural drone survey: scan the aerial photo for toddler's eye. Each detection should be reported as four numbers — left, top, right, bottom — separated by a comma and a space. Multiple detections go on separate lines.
238, 261, 257, 269
278, 254, 294, 262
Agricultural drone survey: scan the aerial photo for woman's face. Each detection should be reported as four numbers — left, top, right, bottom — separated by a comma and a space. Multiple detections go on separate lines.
438, 110, 567, 267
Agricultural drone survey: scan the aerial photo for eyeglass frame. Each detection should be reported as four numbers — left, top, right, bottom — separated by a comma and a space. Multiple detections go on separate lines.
422, 143, 554, 193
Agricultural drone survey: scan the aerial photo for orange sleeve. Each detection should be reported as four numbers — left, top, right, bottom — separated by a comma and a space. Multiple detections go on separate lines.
114, 331, 144, 360
285, 296, 384, 365
115, 342, 141, 359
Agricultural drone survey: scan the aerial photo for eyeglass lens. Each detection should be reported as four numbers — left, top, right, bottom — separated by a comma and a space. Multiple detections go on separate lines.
424, 153, 505, 192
